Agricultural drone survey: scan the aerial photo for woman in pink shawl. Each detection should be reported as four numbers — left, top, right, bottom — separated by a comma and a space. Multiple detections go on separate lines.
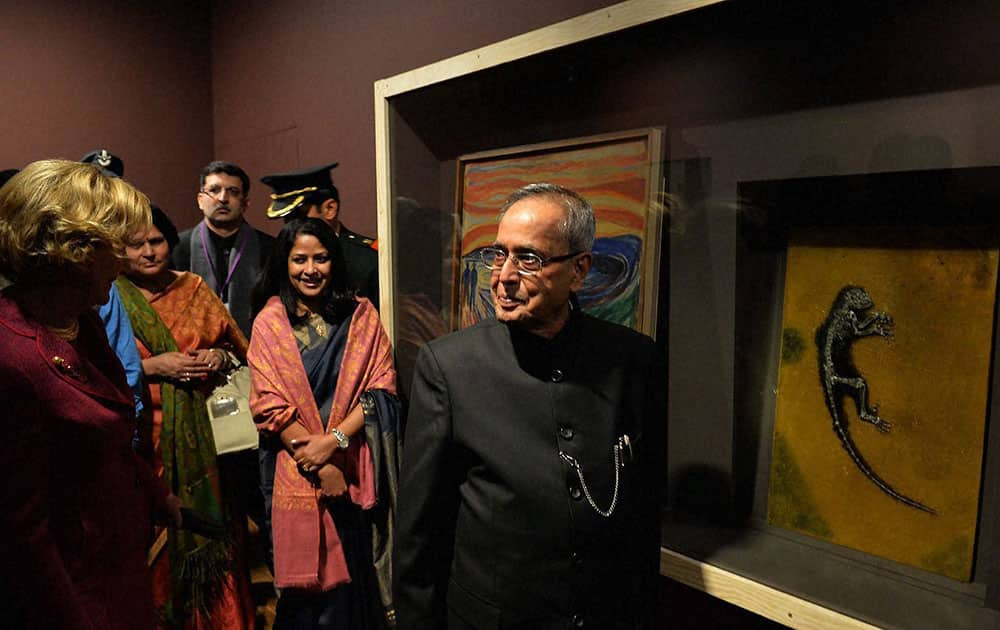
248, 218, 400, 630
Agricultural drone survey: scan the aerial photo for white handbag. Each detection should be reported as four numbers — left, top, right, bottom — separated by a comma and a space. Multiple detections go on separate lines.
206, 365, 259, 455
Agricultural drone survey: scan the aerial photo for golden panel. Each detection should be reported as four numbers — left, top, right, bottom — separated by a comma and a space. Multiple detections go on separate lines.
767, 228, 997, 581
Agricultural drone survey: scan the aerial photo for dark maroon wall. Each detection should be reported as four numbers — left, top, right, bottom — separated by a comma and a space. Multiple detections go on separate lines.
209, 0, 621, 236
0, 1, 213, 227
0, 0, 623, 233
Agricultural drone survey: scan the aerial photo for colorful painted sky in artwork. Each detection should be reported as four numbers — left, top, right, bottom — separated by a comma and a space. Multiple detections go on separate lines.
457, 136, 656, 330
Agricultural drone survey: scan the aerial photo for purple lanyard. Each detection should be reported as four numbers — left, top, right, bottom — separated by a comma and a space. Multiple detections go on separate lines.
200, 222, 249, 298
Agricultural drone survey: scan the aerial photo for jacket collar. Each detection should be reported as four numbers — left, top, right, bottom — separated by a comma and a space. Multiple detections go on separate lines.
0, 292, 132, 410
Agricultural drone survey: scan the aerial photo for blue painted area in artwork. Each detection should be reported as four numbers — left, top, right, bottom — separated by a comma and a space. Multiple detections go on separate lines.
461, 234, 643, 328
578, 235, 641, 308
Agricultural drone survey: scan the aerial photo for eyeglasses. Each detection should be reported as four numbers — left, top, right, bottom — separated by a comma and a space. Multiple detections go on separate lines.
479, 246, 582, 276
199, 185, 244, 198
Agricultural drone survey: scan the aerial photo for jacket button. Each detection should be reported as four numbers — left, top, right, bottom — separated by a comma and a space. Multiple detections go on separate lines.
573, 614, 585, 627
569, 485, 582, 500
571, 551, 583, 567
550, 369, 564, 383
559, 426, 574, 440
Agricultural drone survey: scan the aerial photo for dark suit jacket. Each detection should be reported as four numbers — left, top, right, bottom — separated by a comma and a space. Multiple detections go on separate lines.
340, 224, 379, 309
395, 313, 666, 629
173, 219, 275, 337
0, 293, 167, 630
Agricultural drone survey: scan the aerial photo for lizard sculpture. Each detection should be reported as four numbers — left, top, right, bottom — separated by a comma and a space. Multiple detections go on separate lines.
816, 286, 935, 514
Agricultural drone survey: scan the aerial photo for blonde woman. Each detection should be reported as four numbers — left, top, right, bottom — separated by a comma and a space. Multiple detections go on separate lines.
0, 160, 180, 630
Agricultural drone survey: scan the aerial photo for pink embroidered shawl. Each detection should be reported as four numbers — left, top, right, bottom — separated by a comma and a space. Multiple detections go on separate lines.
248, 297, 396, 590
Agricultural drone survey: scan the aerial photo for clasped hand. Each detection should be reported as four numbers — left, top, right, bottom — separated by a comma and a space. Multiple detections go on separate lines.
160, 493, 184, 528
290, 433, 339, 471
292, 434, 347, 498
148, 350, 221, 383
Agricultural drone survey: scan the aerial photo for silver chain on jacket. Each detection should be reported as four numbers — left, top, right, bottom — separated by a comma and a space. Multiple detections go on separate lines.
559, 435, 630, 518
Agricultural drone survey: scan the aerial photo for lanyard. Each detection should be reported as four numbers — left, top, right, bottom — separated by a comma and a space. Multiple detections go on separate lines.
199, 222, 249, 298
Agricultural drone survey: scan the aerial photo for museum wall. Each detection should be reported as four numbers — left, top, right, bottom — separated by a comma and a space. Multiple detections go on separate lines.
207, 0, 620, 235
0, 0, 620, 232
0, 1, 213, 223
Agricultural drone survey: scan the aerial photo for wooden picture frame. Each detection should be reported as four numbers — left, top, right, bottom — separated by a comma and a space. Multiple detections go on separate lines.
451, 128, 665, 336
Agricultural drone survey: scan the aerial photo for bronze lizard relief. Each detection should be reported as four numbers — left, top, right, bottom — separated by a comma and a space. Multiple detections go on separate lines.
816, 286, 935, 514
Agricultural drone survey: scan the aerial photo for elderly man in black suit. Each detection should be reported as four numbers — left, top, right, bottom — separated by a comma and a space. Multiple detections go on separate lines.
395, 183, 665, 629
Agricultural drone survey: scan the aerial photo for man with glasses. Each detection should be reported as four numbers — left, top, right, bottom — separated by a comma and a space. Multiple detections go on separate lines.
395, 183, 665, 629
173, 160, 274, 337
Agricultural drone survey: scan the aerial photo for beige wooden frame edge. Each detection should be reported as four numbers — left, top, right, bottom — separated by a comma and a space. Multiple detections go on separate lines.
373, 76, 393, 340
374, 0, 723, 340
661, 549, 882, 629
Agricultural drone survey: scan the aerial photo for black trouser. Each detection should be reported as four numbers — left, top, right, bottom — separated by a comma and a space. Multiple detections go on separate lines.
257, 436, 279, 570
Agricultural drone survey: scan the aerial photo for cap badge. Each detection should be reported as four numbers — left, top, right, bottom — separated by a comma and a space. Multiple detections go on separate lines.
96, 150, 112, 168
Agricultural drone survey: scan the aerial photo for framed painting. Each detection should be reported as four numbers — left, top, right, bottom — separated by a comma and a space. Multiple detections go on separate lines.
453, 128, 665, 336
767, 226, 997, 581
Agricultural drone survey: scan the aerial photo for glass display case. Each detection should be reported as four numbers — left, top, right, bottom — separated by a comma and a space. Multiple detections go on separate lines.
374, 1, 1000, 626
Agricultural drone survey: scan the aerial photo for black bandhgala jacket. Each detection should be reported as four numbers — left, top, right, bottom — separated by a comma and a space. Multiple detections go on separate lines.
395, 312, 666, 629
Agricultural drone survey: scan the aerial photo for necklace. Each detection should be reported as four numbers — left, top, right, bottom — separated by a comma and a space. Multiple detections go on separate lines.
297, 304, 328, 337
9, 285, 83, 341
47, 319, 80, 341
310, 312, 327, 337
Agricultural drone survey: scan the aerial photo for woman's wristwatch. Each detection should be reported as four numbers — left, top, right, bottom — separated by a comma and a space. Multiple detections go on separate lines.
330, 428, 350, 450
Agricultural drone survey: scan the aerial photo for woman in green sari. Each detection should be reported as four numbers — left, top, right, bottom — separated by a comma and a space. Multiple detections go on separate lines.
118, 207, 255, 629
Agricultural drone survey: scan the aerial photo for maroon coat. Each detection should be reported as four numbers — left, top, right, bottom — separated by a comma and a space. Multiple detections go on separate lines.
0, 292, 167, 630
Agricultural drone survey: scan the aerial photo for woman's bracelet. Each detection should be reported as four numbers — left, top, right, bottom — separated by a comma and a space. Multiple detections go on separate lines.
211, 348, 226, 368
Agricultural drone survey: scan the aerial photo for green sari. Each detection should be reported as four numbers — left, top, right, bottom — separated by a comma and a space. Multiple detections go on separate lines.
115, 276, 232, 626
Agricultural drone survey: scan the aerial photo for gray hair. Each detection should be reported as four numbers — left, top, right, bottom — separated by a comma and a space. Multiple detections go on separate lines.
499, 183, 595, 253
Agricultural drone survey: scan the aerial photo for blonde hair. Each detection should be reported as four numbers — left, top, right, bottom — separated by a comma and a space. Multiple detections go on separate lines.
0, 159, 151, 277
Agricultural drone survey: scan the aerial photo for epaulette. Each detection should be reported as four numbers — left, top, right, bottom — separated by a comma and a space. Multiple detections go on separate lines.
345, 232, 375, 247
